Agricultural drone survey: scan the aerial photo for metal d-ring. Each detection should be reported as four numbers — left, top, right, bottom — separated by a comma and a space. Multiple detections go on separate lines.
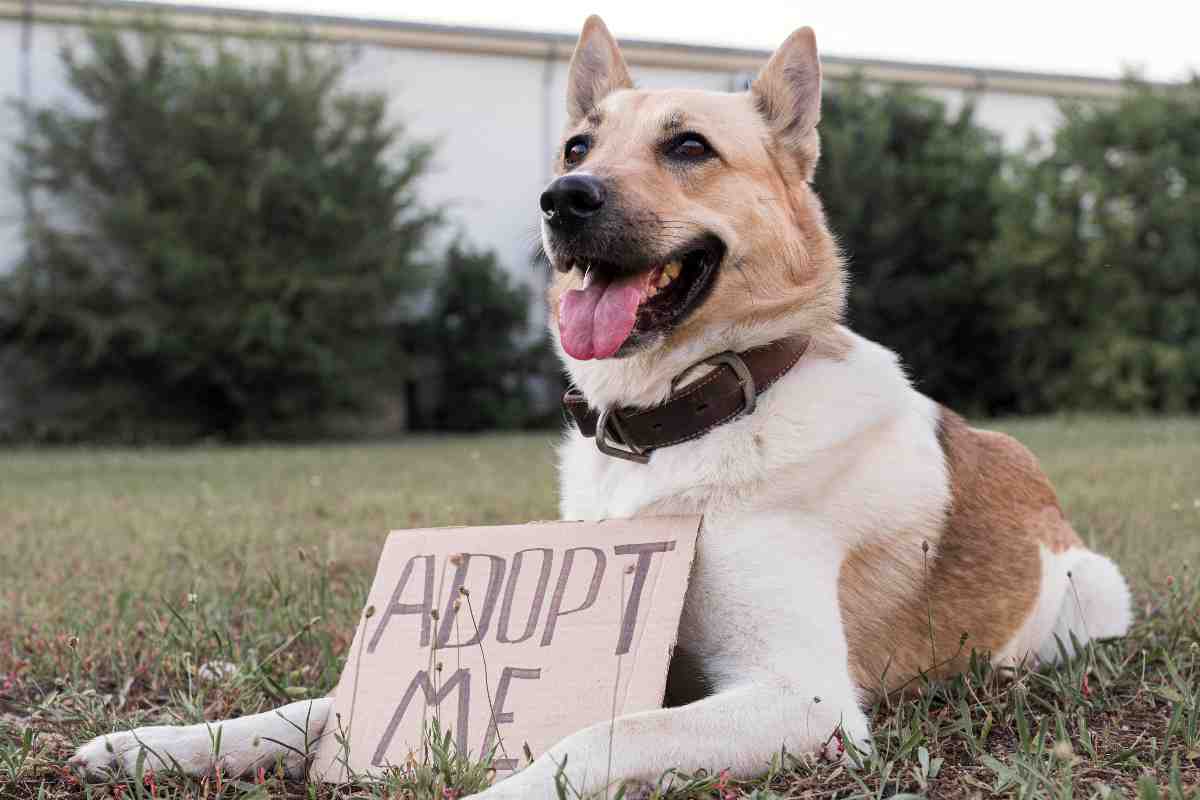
595, 409, 651, 464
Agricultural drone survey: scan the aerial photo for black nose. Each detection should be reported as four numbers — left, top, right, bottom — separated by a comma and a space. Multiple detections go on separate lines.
540, 174, 606, 227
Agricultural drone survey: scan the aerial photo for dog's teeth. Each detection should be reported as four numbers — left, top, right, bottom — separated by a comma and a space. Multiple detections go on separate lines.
665, 261, 682, 280
656, 271, 671, 288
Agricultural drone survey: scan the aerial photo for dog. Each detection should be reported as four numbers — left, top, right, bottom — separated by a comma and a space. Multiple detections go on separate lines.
74, 16, 1133, 798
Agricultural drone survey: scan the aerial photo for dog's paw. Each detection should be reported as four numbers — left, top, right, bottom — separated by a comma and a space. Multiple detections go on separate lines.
71, 730, 143, 777
71, 726, 208, 778
820, 706, 873, 765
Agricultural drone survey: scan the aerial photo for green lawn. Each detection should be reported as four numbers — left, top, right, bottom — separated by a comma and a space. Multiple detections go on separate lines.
1, 417, 1198, 798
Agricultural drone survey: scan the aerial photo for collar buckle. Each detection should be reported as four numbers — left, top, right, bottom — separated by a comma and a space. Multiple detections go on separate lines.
595, 409, 651, 464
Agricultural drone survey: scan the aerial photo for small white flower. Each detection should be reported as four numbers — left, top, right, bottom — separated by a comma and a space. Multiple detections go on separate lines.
187, 592, 198, 604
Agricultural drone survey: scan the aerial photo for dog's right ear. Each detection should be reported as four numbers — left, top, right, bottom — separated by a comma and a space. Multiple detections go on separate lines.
751, 27, 822, 175
566, 16, 633, 124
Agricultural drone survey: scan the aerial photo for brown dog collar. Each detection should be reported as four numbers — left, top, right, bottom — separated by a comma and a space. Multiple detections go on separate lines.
562, 335, 811, 463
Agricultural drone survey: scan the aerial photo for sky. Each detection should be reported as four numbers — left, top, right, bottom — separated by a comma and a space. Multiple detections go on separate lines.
172, 0, 1200, 82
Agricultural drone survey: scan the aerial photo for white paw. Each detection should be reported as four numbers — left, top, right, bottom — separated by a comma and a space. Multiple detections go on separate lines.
820, 705, 873, 764
72, 729, 156, 777
71, 726, 211, 778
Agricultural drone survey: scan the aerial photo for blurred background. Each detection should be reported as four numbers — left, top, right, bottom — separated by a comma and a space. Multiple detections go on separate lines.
0, 0, 1198, 442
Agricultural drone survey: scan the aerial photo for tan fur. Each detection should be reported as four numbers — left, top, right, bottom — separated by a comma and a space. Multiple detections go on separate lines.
839, 409, 1082, 694
565, 16, 633, 124
547, 20, 1095, 703
546, 39, 844, 360
750, 27, 822, 178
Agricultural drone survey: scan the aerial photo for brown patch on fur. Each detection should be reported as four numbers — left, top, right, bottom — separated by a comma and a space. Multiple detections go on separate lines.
839, 409, 1080, 695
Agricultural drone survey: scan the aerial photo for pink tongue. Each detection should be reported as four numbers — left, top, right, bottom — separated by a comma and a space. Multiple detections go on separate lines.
558, 272, 646, 360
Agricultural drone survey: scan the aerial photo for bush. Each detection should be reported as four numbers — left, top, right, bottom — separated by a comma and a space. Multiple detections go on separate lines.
410, 243, 554, 431
0, 24, 439, 440
815, 77, 1014, 413
989, 77, 1200, 412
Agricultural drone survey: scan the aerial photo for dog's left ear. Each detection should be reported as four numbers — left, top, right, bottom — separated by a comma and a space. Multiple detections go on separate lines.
751, 27, 822, 176
566, 16, 634, 123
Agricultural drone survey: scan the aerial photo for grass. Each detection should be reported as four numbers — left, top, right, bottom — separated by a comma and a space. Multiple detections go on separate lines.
0, 416, 1198, 798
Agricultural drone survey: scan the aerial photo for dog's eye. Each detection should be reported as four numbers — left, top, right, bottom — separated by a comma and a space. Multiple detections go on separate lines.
564, 137, 590, 167
667, 134, 713, 161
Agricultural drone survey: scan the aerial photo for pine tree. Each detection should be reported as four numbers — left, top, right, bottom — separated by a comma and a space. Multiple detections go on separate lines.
816, 76, 1012, 412
413, 243, 548, 431
0, 23, 439, 440
991, 77, 1200, 412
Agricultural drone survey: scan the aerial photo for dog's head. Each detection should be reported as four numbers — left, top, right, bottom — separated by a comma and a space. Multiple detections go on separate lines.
543, 16, 845, 393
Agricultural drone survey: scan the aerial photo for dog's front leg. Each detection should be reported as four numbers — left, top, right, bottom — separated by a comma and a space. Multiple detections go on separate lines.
72, 698, 333, 779
476, 680, 867, 799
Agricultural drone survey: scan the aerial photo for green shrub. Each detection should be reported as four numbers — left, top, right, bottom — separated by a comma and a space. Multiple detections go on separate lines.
816, 76, 1014, 413
0, 23, 439, 440
990, 77, 1200, 412
410, 242, 554, 431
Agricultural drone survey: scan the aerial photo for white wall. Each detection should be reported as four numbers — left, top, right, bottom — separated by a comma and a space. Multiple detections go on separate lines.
0, 17, 1067, 286
0, 21, 31, 275
1, 20, 96, 276
921, 85, 1061, 149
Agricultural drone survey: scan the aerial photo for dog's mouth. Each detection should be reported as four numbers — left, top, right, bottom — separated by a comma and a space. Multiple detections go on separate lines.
557, 235, 725, 361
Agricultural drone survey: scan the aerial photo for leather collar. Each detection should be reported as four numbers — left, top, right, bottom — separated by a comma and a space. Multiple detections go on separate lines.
562, 334, 810, 463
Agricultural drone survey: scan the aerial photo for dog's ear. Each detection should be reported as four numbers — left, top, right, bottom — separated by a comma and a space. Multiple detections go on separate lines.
566, 16, 633, 123
751, 27, 822, 174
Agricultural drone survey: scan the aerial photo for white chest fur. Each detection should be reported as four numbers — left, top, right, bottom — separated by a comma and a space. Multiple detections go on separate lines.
557, 330, 951, 688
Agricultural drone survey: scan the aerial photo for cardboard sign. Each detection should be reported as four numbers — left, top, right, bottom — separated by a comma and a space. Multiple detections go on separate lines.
312, 516, 701, 782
